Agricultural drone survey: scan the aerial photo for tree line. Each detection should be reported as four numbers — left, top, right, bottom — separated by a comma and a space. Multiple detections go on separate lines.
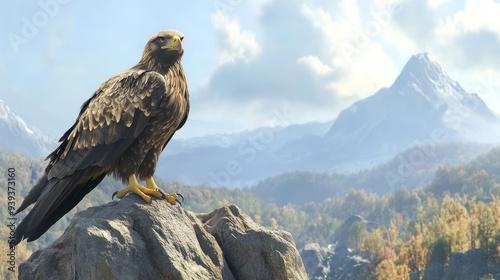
1, 145, 500, 278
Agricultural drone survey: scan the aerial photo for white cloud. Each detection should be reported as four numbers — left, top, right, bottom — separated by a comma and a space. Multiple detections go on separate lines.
338, 0, 362, 24
301, 1, 400, 99
300, 2, 357, 59
2, 0, 499, 139
190, 0, 500, 135
194, 0, 425, 133
297, 55, 333, 76
427, 0, 500, 83
211, 12, 260, 65
327, 45, 399, 99
436, 0, 500, 37
427, 0, 452, 9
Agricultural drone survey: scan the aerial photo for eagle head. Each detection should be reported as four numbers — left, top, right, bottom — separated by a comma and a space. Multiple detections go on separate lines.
140, 29, 184, 70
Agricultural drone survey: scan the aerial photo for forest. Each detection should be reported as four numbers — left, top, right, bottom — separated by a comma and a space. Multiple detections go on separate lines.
1, 145, 500, 279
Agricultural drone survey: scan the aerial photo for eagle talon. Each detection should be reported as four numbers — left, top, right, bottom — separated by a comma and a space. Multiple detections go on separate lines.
177, 193, 184, 203
174, 192, 184, 207
162, 192, 183, 206
113, 175, 168, 203
145, 177, 183, 206
158, 189, 167, 199
111, 191, 118, 201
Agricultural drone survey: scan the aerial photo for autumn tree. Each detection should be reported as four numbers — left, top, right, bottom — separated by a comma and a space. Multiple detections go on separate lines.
475, 201, 499, 264
349, 221, 367, 254
395, 264, 410, 280
406, 224, 430, 273
468, 199, 480, 250
364, 228, 384, 263
432, 195, 470, 253
373, 259, 397, 280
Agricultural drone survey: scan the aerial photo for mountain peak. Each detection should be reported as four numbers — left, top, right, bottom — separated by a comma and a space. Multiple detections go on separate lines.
324, 52, 500, 162
392, 53, 497, 122
395, 52, 451, 88
408, 52, 436, 66
0, 99, 11, 120
0, 99, 56, 157
390, 52, 471, 106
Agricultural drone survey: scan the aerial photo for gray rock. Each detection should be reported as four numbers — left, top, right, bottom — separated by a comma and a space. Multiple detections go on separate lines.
301, 243, 334, 279
332, 255, 372, 280
334, 215, 377, 253
301, 243, 324, 272
299, 215, 376, 280
20, 195, 307, 280
444, 249, 488, 280
421, 262, 444, 280
199, 204, 308, 280
300, 242, 372, 280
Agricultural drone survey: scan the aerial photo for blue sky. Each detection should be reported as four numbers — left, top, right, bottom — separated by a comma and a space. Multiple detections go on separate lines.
1, 0, 500, 138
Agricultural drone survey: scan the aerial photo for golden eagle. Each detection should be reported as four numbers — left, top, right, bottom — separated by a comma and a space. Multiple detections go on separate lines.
13, 30, 189, 245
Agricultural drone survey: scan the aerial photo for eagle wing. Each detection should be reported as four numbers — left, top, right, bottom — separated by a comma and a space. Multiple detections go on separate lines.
47, 69, 168, 179
15, 69, 173, 242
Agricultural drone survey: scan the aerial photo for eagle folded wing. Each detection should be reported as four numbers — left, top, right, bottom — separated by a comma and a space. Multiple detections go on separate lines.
46, 71, 168, 180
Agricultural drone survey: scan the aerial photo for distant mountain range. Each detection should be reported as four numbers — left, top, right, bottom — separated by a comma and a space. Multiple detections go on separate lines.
2, 53, 499, 190
0, 100, 56, 157
250, 142, 495, 205
158, 121, 333, 186
157, 53, 500, 186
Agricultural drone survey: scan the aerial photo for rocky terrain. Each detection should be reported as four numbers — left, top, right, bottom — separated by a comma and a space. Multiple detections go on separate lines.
19, 195, 307, 280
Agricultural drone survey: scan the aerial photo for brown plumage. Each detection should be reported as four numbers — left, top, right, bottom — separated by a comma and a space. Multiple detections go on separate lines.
13, 30, 189, 246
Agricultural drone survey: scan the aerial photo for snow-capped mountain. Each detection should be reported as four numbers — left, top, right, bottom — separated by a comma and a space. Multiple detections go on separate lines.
0, 100, 56, 157
2, 53, 498, 188
155, 53, 500, 186
322, 53, 500, 162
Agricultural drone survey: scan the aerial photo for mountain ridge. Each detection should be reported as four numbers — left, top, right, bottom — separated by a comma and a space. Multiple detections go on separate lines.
136, 53, 500, 185
394, 53, 496, 122
321, 52, 500, 164
2, 53, 499, 188
0, 100, 56, 157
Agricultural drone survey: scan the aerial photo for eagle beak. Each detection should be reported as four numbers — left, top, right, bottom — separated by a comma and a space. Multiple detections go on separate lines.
161, 35, 182, 52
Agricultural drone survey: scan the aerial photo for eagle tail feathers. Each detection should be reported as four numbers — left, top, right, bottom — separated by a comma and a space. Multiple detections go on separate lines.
14, 171, 106, 245
14, 175, 49, 215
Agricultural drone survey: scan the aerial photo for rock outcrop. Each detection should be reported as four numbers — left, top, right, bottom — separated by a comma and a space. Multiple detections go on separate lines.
443, 249, 488, 280
300, 243, 331, 277
300, 243, 372, 280
301, 215, 376, 280
334, 215, 377, 252
19, 195, 307, 280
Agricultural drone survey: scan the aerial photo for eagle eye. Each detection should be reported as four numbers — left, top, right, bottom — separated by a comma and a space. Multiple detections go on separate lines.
158, 37, 166, 43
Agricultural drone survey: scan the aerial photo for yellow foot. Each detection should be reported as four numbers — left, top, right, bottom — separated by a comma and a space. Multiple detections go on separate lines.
145, 177, 183, 205
145, 177, 160, 190
112, 175, 165, 203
